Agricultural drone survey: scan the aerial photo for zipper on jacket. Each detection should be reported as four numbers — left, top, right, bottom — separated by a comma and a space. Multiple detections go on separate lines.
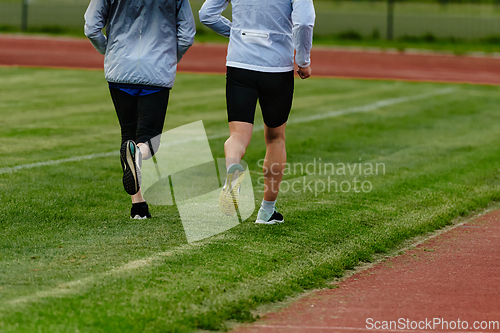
241, 31, 269, 38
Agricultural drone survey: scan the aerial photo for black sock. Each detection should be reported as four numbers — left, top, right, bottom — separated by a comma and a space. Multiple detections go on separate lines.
130, 201, 151, 218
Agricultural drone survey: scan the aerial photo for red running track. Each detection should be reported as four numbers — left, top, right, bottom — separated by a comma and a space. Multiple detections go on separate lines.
1, 35, 500, 85
232, 211, 500, 333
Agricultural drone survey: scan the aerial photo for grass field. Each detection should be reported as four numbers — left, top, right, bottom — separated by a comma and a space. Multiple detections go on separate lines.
1, 67, 500, 332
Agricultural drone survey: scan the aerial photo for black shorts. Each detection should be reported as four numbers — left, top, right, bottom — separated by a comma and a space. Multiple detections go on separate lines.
226, 66, 294, 128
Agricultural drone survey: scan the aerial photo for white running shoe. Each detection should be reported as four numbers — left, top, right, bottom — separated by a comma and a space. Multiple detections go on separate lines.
219, 163, 245, 216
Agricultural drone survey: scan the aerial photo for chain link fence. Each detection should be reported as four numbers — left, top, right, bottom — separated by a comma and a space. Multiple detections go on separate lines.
0, 0, 499, 40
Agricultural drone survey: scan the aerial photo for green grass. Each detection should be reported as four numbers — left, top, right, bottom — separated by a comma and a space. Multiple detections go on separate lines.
1, 67, 500, 332
313, 34, 500, 55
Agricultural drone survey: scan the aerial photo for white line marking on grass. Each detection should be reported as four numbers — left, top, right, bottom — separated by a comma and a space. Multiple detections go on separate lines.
5, 246, 193, 307
0, 88, 455, 175
289, 87, 455, 124
6, 260, 152, 306
0, 151, 119, 175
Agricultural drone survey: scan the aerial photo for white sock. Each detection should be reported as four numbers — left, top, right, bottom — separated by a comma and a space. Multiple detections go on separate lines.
225, 163, 238, 186
226, 163, 238, 173
261, 199, 276, 215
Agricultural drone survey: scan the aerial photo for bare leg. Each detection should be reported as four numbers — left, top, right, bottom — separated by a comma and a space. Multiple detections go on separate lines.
224, 121, 253, 167
137, 142, 150, 160
130, 190, 144, 203
263, 122, 287, 202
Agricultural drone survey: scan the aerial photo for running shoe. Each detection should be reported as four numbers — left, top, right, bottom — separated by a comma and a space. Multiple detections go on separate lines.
219, 163, 245, 216
255, 208, 284, 224
131, 201, 151, 219
120, 140, 142, 195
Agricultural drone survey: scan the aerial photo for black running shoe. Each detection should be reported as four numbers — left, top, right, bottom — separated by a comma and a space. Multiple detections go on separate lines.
120, 140, 142, 195
131, 202, 151, 219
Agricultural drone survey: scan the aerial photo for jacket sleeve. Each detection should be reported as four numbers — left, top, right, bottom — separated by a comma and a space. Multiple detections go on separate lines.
177, 0, 196, 63
198, 0, 231, 38
292, 0, 315, 68
84, 0, 108, 55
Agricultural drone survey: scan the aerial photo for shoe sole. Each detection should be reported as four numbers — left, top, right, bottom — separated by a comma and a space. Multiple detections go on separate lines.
121, 141, 141, 195
131, 215, 149, 220
219, 168, 245, 216
255, 219, 284, 225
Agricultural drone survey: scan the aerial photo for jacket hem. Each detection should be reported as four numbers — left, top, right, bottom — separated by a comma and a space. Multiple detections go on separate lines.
226, 61, 294, 73
106, 79, 174, 89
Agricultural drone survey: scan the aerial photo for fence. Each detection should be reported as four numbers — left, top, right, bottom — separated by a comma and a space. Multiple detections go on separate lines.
0, 0, 499, 40
312, 0, 500, 40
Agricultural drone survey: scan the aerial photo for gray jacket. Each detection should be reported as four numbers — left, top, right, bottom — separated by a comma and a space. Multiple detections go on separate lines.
199, 0, 315, 73
84, 0, 196, 88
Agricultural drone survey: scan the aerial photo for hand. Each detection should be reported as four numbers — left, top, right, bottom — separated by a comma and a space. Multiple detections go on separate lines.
297, 65, 312, 79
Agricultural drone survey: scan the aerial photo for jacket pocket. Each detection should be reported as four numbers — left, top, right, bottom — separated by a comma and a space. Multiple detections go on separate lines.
240, 30, 271, 46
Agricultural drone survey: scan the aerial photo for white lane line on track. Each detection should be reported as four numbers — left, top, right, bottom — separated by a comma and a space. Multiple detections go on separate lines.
250, 325, 486, 333
0, 88, 455, 175
250, 325, 412, 332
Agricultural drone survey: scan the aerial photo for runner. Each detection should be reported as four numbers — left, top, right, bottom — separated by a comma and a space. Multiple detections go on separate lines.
84, 0, 196, 219
199, 0, 315, 224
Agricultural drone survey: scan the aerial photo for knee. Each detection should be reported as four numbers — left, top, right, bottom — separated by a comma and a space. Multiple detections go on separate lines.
227, 131, 252, 149
265, 132, 286, 146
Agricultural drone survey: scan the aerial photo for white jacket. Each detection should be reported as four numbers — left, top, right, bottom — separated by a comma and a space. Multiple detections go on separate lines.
199, 0, 315, 73
84, 0, 196, 88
